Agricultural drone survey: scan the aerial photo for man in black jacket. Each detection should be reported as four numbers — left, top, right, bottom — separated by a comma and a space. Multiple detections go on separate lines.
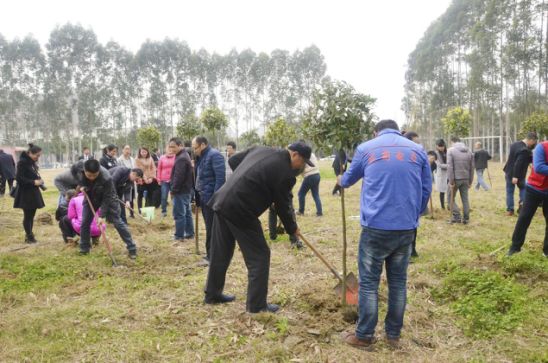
73, 159, 138, 258
332, 150, 347, 195
109, 166, 143, 224
474, 142, 492, 191
504, 133, 537, 215
0, 149, 16, 196
168, 137, 194, 241
204, 142, 312, 314
78, 147, 94, 161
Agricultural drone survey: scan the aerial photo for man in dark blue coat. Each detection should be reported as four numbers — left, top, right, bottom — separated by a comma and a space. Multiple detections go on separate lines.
192, 136, 226, 266
0, 149, 16, 196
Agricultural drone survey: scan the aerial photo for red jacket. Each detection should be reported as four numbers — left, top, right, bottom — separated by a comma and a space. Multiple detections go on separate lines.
157, 154, 176, 182
527, 141, 548, 191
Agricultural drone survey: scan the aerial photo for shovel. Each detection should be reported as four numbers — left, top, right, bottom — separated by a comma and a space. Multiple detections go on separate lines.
118, 199, 151, 224
297, 231, 359, 305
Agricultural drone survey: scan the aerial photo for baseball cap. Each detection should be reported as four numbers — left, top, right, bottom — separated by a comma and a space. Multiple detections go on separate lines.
288, 141, 314, 167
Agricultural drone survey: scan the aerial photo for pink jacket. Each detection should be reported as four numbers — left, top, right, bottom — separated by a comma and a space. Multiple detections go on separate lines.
157, 154, 176, 182
68, 194, 106, 237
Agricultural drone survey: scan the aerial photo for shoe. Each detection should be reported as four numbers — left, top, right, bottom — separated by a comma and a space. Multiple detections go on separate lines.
296, 211, 304, 216
249, 303, 279, 314
340, 331, 376, 351
25, 234, 37, 244
129, 251, 138, 259
184, 235, 195, 239
386, 337, 400, 349
411, 252, 420, 258
196, 260, 209, 267
463, 220, 469, 225
129, 215, 135, 219
79, 251, 90, 256
204, 294, 236, 305
165, 237, 183, 242
505, 250, 522, 257
291, 241, 306, 250
507, 211, 514, 216
315, 213, 323, 217
446, 218, 461, 224
162, 212, 167, 218
517, 204, 523, 215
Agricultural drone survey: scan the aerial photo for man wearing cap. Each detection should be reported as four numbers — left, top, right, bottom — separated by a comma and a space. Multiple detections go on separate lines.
204, 142, 312, 313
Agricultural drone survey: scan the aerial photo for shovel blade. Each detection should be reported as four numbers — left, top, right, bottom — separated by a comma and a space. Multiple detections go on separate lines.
333, 272, 360, 305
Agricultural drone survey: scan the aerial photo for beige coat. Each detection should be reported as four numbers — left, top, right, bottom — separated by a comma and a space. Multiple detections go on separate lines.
135, 156, 157, 181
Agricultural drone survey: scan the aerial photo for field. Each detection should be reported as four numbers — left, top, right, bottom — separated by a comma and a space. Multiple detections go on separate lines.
0, 161, 547, 363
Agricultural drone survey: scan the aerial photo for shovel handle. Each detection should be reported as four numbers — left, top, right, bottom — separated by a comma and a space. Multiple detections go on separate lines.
118, 199, 151, 224
297, 231, 343, 282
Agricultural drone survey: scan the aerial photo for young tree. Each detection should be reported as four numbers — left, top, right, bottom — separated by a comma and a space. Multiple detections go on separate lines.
443, 107, 473, 137
137, 126, 162, 150
177, 112, 202, 142
239, 129, 261, 149
201, 106, 228, 148
520, 112, 548, 139
264, 118, 298, 148
303, 80, 376, 306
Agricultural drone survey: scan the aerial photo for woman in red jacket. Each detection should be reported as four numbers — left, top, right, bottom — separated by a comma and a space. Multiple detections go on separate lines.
157, 145, 176, 218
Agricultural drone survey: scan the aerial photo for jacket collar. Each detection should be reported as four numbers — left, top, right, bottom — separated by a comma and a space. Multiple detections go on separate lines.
201, 145, 212, 157
20, 151, 35, 165
378, 129, 402, 137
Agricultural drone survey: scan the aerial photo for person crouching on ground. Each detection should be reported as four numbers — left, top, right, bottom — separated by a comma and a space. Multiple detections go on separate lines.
338, 120, 431, 350
67, 191, 105, 246
204, 141, 312, 314
56, 189, 77, 243
73, 159, 138, 259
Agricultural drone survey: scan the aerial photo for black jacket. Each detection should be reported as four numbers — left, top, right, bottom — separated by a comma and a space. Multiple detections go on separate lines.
170, 149, 192, 195
78, 154, 94, 161
13, 152, 45, 210
152, 153, 159, 167
100, 154, 117, 170
474, 148, 492, 170
56, 200, 69, 221
109, 166, 133, 202
504, 141, 532, 181
208, 146, 298, 234
72, 161, 119, 218
332, 151, 347, 176
0, 151, 16, 180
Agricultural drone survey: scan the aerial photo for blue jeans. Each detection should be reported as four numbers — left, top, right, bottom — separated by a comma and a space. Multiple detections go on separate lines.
356, 227, 414, 340
161, 182, 171, 214
505, 174, 526, 212
58, 193, 66, 207
475, 169, 490, 190
172, 193, 194, 239
298, 173, 322, 216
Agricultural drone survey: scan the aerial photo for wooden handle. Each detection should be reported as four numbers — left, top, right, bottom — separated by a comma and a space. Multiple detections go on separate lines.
118, 199, 150, 224
297, 231, 342, 282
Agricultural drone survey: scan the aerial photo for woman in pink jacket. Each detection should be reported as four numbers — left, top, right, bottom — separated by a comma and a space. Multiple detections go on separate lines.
157, 145, 176, 218
68, 193, 105, 245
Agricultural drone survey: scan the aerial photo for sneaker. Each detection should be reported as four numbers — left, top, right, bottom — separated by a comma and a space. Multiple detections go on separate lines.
505, 250, 522, 257
161, 212, 167, 218
204, 294, 236, 305
249, 303, 279, 314
507, 211, 515, 216
291, 241, 306, 250
129, 251, 138, 259
315, 213, 323, 217
446, 218, 461, 224
340, 331, 376, 351
386, 337, 400, 349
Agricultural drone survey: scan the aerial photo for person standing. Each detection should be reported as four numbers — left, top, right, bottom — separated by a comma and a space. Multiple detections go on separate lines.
447, 137, 474, 224
135, 147, 158, 210
13, 144, 46, 244
168, 138, 194, 241
338, 120, 431, 350
193, 136, 225, 266
151, 148, 160, 167
226, 141, 237, 180
504, 133, 538, 215
109, 166, 143, 224
72, 159, 138, 258
507, 140, 548, 258
0, 148, 16, 196
204, 143, 310, 313
434, 139, 449, 210
117, 145, 136, 218
297, 152, 322, 217
157, 145, 176, 218
332, 150, 347, 196
100, 144, 118, 170
474, 142, 492, 191
78, 147, 94, 161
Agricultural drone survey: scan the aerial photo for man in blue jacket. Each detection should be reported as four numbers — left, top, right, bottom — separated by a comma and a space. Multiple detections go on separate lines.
192, 136, 226, 266
338, 119, 432, 350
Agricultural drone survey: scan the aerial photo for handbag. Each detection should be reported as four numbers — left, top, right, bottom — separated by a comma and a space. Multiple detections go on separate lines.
9, 184, 18, 198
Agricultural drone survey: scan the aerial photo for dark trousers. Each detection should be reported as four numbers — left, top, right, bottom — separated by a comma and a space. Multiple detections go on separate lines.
205, 213, 270, 313
268, 207, 298, 243
511, 187, 548, 255
118, 196, 128, 224
80, 203, 136, 254
0, 178, 14, 195
201, 202, 215, 259
333, 183, 341, 195
138, 183, 158, 210
59, 215, 76, 242
439, 192, 445, 209
23, 208, 36, 236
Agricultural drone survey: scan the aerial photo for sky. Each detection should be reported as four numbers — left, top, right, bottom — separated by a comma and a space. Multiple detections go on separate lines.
1, 0, 452, 126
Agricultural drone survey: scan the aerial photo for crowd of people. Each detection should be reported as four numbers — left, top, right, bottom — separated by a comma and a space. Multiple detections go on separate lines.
1, 120, 547, 351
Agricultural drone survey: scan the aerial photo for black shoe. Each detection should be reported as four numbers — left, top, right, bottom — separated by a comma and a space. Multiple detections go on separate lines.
463, 220, 470, 225
25, 234, 37, 244
184, 235, 195, 239
291, 241, 306, 250
249, 303, 280, 314
79, 250, 90, 256
505, 250, 522, 257
270, 235, 277, 241
296, 211, 304, 216
411, 252, 420, 258
446, 218, 461, 224
204, 294, 236, 305
129, 251, 138, 259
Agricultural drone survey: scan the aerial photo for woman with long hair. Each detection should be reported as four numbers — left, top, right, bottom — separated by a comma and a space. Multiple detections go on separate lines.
135, 146, 158, 209
435, 139, 450, 209
13, 143, 45, 243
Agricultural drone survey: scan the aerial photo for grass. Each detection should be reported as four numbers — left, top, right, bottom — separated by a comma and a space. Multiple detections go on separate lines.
0, 161, 547, 362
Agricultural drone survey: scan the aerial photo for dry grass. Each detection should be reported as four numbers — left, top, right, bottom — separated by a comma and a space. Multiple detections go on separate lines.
0, 162, 547, 362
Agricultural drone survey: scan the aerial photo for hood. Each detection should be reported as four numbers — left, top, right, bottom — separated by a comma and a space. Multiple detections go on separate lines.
454, 142, 469, 153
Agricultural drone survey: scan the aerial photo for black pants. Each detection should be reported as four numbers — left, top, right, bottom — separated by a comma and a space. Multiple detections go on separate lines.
411, 228, 418, 257
511, 187, 548, 255
268, 207, 298, 243
59, 215, 76, 242
0, 178, 14, 195
205, 213, 270, 312
439, 192, 445, 209
333, 183, 341, 195
137, 183, 157, 210
201, 202, 215, 259
23, 208, 36, 236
